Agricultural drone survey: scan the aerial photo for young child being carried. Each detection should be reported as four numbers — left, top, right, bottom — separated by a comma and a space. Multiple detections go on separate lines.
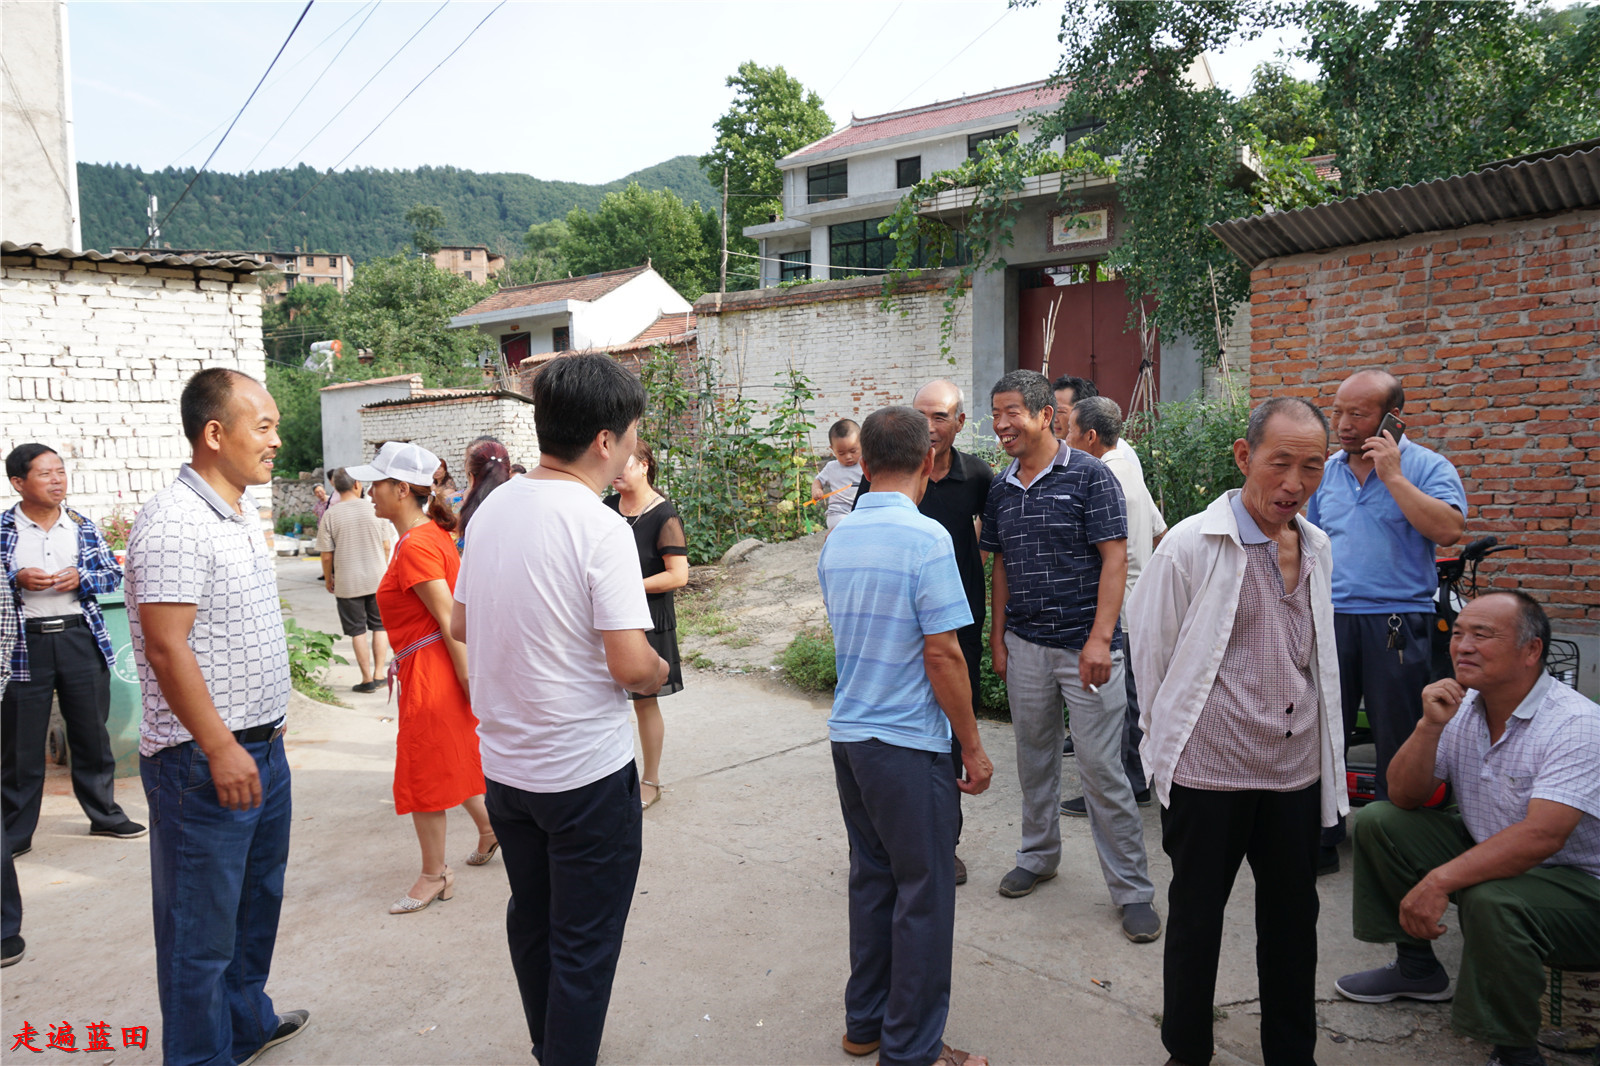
811, 419, 863, 532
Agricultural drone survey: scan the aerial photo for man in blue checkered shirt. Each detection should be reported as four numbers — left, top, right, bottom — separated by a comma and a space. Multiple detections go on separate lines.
2, 443, 144, 858
1336, 591, 1600, 1066
980, 370, 1159, 944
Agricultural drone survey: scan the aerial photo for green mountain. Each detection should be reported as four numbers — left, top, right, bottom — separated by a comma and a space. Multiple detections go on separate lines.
77, 155, 720, 261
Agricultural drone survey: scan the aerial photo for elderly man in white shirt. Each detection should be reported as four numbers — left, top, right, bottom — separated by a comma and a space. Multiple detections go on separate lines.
1059, 396, 1166, 817
1127, 397, 1347, 1066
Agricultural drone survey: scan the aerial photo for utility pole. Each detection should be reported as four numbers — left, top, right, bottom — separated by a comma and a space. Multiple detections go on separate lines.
719, 165, 729, 294
146, 195, 160, 249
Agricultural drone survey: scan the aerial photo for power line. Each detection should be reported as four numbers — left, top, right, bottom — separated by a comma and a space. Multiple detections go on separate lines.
265, 2, 507, 243
243, 0, 384, 172
890, 7, 1012, 110
159, 0, 371, 173
824, 2, 903, 103
138, 0, 316, 250
280, 1, 452, 170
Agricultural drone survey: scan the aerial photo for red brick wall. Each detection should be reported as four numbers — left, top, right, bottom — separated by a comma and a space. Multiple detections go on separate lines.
1249, 208, 1599, 633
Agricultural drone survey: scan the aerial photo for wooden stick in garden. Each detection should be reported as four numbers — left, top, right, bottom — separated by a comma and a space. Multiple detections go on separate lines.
720, 166, 729, 294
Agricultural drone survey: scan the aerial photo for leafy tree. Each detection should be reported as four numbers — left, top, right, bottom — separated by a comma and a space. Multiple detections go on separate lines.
265, 363, 325, 477
404, 203, 446, 255
331, 254, 495, 386
262, 281, 342, 365
700, 62, 835, 290
1237, 62, 1335, 155
559, 184, 718, 300
499, 219, 570, 286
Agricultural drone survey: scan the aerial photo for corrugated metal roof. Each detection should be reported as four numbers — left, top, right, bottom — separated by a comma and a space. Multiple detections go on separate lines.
360, 388, 532, 410
2, 241, 265, 271
1209, 140, 1600, 268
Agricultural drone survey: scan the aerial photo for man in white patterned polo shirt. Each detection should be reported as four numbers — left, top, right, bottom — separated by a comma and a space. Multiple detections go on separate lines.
1128, 397, 1347, 1066
1336, 591, 1600, 1066
126, 368, 309, 1066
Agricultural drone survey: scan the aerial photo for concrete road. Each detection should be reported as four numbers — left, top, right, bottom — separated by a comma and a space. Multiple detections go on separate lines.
2, 557, 1532, 1066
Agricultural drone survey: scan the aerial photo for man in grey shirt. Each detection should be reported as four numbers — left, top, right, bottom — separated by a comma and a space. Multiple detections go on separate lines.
315, 468, 393, 692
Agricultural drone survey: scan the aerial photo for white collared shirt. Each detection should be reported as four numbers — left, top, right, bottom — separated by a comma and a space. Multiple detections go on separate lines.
1126, 490, 1349, 827
10, 504, 80, 618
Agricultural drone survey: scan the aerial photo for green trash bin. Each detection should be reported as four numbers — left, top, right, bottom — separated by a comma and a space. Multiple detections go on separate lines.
95, 589, 143, 778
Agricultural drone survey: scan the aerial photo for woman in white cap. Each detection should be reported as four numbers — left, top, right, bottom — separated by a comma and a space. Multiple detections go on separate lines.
347, 442, 495, 913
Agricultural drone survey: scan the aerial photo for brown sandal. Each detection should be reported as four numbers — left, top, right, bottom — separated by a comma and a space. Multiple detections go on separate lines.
934, 1044, 986, 1066
842, 1034, 879, 1056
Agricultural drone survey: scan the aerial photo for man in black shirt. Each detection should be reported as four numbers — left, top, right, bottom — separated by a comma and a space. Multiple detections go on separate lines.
855, 379, 992, 885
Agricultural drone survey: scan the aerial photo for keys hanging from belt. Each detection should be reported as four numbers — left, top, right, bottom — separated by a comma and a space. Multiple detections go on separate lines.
1386, 614, 1404, 664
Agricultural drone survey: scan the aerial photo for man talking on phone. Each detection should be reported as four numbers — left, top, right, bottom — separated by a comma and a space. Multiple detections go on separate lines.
1309, 369, 1466, 873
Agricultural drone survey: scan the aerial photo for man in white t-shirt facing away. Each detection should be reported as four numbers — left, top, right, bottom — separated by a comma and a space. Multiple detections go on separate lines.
452, 352, 667, 1066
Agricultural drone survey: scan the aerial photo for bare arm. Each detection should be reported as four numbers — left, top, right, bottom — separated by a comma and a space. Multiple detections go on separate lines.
1368, 435, 1466, 545
1078, 538, 1128, 689
642, 555, 689, 594
989, 551, 1009, 680
1399, 800, 1586, 940
450, 600, 467, 644
1385, 678, 1461, 810
601, 629, 669, 694
137, 601, 261, 811
924, 630, 992, 794
413, 579, 469, 696
321, 550, 335, 593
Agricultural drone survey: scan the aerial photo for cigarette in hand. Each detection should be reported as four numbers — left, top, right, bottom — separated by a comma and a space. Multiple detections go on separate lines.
1087, 683, 1100, 694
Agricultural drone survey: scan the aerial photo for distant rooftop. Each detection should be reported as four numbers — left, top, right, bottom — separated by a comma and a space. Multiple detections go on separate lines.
455, 264, 651, 318
782, 80, 1070, 165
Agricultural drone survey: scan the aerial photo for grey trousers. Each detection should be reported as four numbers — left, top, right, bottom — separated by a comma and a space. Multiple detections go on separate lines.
1004, 631, 1154, 905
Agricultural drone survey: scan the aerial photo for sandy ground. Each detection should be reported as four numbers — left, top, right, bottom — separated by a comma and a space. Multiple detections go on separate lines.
1, 549, 1578, 1066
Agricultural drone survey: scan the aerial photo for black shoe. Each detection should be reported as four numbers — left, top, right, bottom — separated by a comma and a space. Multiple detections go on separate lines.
238, 1010, 310, 1066
352, 679, 382, 693
89, 820, 147, 841
1122, 902, 1162, 942
998, 866, 1056, 898
1, 936, 23, 967
1486, 1044, 1546, 1066
954, 854, 967, 886
1317, 845, 1340, 876
9, 841, 30, 859
1134, 789, 1153, 807
1062, 735, 1075, 757
1060, 795, 1088, 817
1334, 960, 1452, 1003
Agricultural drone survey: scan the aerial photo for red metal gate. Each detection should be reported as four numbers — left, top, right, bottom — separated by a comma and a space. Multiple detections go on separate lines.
1017, 270, 1157, 412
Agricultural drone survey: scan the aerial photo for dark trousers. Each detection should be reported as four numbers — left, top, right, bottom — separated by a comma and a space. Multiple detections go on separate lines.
487, 763, 643, 1066
143, 733, 292, 1066
833, 739, 958, 1066
2, 816, 18, 942
953, 623, 984, 845
1160, 782, 1321, 1066
1121, 637, 1146, 792
1, 623, 125, 848
1322, 611, 1432, 847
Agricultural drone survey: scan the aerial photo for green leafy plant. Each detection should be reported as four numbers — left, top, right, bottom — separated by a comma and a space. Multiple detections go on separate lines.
99, 508, 135, 551
274, 512, 319, 536
1125, 391, 1250, 527
781, 626, 838, 693
282, 616, 348, 704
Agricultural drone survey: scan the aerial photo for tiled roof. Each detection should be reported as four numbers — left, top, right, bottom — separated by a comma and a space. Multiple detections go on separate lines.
784, 80, 1070, 164
626, 312, 695, 346
319, 373, 422, 393
455, 265, 650, 317
3, 241, 263, 271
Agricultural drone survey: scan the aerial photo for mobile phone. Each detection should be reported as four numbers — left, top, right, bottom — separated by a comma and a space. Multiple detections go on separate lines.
1377, 412, 1406, 442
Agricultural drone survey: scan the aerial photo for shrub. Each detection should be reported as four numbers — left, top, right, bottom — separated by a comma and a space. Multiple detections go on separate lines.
781, 626, 837, 693
275, 512, 319, 536
283, 616, 347, 703
1125, 390, 1249, 526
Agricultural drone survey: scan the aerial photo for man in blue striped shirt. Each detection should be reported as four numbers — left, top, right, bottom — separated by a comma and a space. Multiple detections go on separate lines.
819, 405, 995, 1066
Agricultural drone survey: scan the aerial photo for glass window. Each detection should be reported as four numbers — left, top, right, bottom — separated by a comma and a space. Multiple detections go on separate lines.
896, 157, 921, 188
830, 217, 969, 278
967, 126, 1017, 158
464, 249, 473, 261
778, 251, 810, 283
465, 270, 473, 281
553, 326, 570, 351
807, 160, 848, 204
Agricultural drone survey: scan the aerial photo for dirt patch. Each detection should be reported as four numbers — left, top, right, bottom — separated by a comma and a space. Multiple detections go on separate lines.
678, 533, 826, 677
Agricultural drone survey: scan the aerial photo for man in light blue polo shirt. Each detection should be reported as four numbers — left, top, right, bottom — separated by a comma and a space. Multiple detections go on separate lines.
1308, 369, 1466, 871
819, 405, 994, 1066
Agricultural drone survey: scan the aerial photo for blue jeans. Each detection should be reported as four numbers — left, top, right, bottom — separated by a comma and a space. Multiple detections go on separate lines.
142, 734, 292, 1066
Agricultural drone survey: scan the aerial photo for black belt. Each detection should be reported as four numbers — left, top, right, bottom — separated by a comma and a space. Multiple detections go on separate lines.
234, 719, 286, 743
24, 615, 82, 634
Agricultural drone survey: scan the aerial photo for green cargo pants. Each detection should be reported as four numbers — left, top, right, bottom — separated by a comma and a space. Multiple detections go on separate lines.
1351, 801, 1600, 1047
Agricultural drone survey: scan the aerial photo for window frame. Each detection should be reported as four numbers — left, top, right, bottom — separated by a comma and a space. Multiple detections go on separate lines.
895, 156, 922, 189
967, 126, 1018, 159
778, 250, 811, 283
552, 325, 571, 351
807, 160, 848, 204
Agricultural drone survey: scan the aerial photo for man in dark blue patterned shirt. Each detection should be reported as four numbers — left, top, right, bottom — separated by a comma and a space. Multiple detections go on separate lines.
980, 371, 1159, 943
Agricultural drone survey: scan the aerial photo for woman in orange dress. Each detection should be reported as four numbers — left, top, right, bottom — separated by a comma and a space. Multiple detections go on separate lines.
347, 441, 496, 913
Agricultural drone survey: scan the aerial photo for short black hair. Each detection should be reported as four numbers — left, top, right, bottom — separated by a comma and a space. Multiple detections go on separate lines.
1245, 397, 1329, 449
180, 367, 257, 444
1051, 375, 1098, 403
1487, 590, 1552, 666
531, 353, 647, 462
5, 443, 59, 482
829, 418, 860, 441
1072, 396, 1122, 448
991, 370, 1054, 417
329, 468, 355, 493
860, 406, 931, 477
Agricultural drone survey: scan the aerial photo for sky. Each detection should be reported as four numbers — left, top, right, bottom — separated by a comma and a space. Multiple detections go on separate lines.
67, 0, 1315, 185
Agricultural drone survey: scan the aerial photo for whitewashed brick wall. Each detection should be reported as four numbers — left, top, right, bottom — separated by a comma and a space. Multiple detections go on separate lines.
0, 251, 266, 522
695, 274, 974, 450
358, 393, 540, 478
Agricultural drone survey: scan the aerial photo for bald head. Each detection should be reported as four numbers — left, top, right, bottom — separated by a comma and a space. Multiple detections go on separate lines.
912, 379, 967, 458
1333, 369, 1405, 456
1342, 369, 1404, 413
914, 379, 964, 416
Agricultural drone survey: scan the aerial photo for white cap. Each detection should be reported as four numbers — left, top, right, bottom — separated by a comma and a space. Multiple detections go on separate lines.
344, 441, 441, 487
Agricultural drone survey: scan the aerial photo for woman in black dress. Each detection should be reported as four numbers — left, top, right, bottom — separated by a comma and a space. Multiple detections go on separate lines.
605, 440, 687, 810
